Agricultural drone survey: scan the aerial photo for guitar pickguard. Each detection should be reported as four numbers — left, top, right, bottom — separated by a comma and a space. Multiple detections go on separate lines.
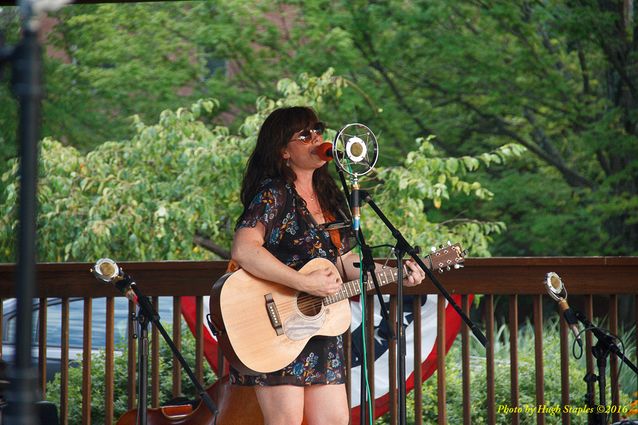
283, 309, 327, 341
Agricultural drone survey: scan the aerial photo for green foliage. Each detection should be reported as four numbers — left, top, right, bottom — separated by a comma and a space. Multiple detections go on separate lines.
376, 319, 637, 425
364, 138, 526, 256
477, 165, 608, 256
3, 0, 637, 255
5, 3, 207, 152
187, 0, 638, 255
45, 323, 217, 425
2, 99, 246, 261
0, 70, 519, 261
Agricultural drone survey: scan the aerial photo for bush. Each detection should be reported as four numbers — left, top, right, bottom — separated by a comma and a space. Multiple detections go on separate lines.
45, 323, 217, 425
378, 319, 636, 424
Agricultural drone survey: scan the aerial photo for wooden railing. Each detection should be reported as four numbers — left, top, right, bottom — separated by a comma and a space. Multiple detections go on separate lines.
0, 257, 637, 425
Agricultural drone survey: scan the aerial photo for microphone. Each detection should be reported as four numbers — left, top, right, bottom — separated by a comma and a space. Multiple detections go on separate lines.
544, 272, 582, 348
314, 142, 333, 162
92, 258, 137, 303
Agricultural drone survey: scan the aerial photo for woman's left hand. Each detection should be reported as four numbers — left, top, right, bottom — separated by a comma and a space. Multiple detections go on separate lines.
404, 260, 425, 287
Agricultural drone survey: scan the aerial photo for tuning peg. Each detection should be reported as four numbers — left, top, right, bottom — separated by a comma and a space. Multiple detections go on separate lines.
438, 269, 443, 273
431, 246, 436, 252
454, 264, 464, 269
447, 240, 452, 246
446, 266, 451, 271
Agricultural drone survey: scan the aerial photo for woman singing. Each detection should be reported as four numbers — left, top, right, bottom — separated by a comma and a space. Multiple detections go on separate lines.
230, 106, 425, 425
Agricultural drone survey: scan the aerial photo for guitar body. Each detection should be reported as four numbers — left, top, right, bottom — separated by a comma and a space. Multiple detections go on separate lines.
210, 257, 351, 375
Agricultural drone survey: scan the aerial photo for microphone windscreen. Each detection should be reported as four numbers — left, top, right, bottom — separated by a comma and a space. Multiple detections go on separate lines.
315, 142, 333, 162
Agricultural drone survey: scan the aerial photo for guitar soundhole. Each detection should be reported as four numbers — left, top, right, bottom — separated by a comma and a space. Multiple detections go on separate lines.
297, 293, 323, 317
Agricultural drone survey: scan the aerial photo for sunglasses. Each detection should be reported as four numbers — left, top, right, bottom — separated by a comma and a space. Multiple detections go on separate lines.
293, 122, 326, 144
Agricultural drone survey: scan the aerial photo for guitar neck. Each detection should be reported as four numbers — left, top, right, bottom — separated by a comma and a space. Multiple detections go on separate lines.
322, 259, 430, 306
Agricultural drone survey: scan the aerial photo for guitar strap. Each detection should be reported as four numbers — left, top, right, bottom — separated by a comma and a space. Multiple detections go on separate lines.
322, 210, 344, 251
225, 259, 241, 273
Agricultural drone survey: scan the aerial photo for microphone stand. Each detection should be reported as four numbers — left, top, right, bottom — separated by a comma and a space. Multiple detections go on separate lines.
132, 304, 150, 425
335, 168, 393, 425
118, 275, 219, 425
359, 190, 488, 425
573, 311, 638, 425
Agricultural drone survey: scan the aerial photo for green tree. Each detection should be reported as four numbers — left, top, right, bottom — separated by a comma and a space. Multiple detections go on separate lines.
0, 70, 523, 262
5, 0, 631, 256
191, 0, 638, 255
0, 2, 209, 161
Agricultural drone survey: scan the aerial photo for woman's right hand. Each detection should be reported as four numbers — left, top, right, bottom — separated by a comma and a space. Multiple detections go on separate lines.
300, 267, 343, 297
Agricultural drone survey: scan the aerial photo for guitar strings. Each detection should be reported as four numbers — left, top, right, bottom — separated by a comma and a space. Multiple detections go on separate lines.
270, 276, 377, 315
269, 251, 460, 315
250, 258, 455, 318
276, 267, 403, 314
223, 256, 461, 335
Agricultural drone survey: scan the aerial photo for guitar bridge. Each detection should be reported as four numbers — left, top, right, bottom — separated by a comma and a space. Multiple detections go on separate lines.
264, 293, 284, 335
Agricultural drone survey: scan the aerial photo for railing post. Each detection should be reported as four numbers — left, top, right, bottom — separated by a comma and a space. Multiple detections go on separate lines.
413, 295, 422, 425
462, 295, 471, 425
195, 296, 204, 383
486, 295, 495, 425
436, 296, 446, 424
151, 296, 160, 408
82, 297, 92, 425
509, 294, 519, 425
38, 298, 47, 397
105, 296, 115, 425
60, 298, 69, 425
533, 295, 545, 425
389, 295, 397, 425
172, 296, 182, 398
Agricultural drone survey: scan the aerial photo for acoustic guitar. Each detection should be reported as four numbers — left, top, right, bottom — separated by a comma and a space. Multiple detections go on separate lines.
209, 243, 465, 375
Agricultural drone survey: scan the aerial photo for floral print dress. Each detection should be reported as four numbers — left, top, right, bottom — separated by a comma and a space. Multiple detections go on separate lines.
230, 178, 354, 386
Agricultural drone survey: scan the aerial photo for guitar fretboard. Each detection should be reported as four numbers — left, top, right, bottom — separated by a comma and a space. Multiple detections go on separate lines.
320, 244, 464, 305
322, 267, 404, 306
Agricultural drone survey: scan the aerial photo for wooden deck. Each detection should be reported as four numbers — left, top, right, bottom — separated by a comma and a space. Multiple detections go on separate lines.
0, 257, 637, 424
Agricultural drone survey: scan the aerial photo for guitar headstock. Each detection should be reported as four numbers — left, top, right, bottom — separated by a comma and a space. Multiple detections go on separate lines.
428, 242, 466, 273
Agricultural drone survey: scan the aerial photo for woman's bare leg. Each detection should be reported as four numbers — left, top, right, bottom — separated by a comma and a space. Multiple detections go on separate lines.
304, 384, 349, 425
254, 385, 305, 425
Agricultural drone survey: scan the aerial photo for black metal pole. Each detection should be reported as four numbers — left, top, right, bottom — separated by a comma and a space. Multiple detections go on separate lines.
593, 344, 608, 424
134, 311, 149, 425
334, 167, 368, 424
6, 12, 43, 425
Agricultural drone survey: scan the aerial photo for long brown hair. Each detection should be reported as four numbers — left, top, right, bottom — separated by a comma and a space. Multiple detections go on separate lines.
239, 106, 347, 219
